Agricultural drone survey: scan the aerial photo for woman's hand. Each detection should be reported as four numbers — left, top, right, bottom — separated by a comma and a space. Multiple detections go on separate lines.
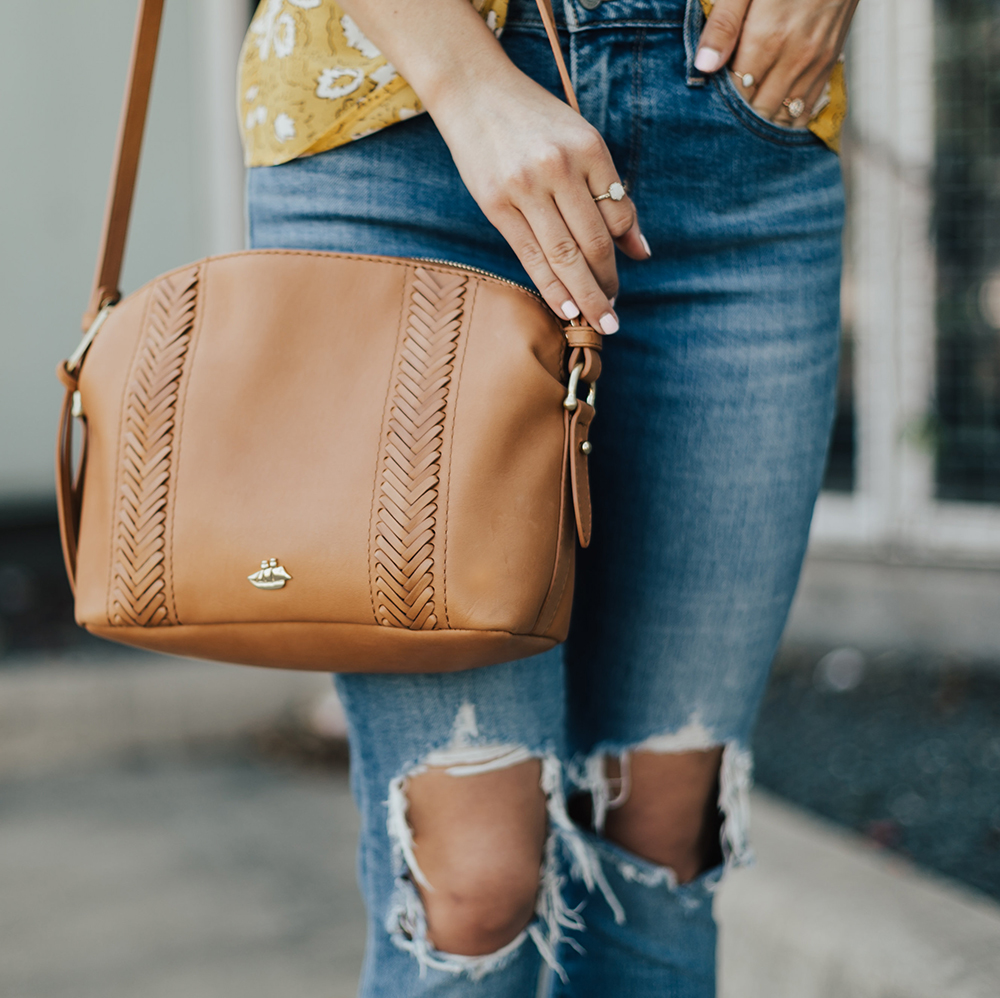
431, 66, 651, 335
694, 0, 860, 126
336, 0, 650, 335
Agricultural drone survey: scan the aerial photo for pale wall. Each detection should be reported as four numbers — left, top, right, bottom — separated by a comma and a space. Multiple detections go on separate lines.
0, 0, 246, 511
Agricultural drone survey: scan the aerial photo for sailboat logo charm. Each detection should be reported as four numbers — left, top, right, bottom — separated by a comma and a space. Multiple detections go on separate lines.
248, 558, 292, 590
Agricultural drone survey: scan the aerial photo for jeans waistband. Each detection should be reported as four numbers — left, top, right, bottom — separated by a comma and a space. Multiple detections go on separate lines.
505, 0, 688, 30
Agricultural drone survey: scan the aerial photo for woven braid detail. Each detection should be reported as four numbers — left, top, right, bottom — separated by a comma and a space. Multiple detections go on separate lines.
111, 268, 198, 626
374, 269, 468, 629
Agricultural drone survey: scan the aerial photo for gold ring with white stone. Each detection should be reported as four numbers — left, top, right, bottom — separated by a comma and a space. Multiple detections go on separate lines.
593, 181, 626, 203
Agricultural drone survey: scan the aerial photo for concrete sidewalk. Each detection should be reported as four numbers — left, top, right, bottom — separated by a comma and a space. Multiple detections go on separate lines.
0, 754, 365, 998
2, 654, 999, 997
0, 653, 333, 778
719, 796, 1000, 998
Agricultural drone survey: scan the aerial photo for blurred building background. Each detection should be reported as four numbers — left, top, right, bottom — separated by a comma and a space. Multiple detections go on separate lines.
3, 0, 1000, 645
0, 0, 249, 513
783, 0, 1000, 660
2, 2, 1000, 997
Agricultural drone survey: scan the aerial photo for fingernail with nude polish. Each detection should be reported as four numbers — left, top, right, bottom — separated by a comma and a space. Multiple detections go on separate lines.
694, 47, 721, 73
640, 233, 652, 257
562, 300, 581, 320
600, 312, 619, 335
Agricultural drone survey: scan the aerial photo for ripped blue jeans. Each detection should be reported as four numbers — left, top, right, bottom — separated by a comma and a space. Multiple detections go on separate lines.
246, 0, 844, 993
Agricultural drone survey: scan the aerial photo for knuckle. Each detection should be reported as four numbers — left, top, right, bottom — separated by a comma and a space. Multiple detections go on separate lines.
548, 237, 583, 269
575, 128, 606, 159
533, 143, 571, 178
797, 37, 827, 70
479, 184, 507, 215
517, 240, 548, 271
763, 36, 787, 60
746, 26, 783, 59
709, 7, 743, 40
542, 279, 569, 307
786, 59, 815, 85
807, 34, 828, 59
582, 284, 615, 313
497, 165, 529, 195
605, 204, 636, 239
584, 231, 615, 260
801, 51, 823, 76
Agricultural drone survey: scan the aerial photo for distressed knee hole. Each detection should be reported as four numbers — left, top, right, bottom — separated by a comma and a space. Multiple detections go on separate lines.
573, 721, 754, 889
408, 758, 546, 955
383, 702, 609, 980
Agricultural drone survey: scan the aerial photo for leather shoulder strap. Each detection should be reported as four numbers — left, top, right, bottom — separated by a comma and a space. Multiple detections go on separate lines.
83, 0, 578, 330
84, 0, 164, 329
533, 0, 579, 113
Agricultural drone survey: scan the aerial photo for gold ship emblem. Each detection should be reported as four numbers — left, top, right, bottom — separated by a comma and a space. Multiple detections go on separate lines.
248, 558, 292, 590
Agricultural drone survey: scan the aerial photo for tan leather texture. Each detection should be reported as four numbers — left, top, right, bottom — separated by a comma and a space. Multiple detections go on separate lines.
372, 269, 468, 630
111, 266, 197, 627
58, 0, 602, 673
61, 252, 597, 671
570, 402, 596, 549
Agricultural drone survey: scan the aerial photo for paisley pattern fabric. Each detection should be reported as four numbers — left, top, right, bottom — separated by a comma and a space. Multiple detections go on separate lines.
238, 0, 846, 167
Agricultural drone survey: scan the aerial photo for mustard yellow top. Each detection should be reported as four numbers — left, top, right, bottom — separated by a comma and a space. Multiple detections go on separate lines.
238, 0, 846, 168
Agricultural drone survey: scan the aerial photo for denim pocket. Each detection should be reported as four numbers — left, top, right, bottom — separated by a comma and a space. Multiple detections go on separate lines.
712, 69, 825, 149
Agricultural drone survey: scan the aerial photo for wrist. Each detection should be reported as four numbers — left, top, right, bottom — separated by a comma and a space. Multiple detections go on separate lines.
417, 39, 520, 120
334, 0, 523, 126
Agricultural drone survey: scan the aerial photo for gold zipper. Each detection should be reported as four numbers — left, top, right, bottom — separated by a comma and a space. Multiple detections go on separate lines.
409, 256, 541, 299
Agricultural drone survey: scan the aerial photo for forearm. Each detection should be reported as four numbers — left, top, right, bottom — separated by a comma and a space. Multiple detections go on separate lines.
334, 0, 517, 115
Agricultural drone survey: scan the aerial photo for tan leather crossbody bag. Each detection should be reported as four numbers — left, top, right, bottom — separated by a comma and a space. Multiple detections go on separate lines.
56, 0, 602, 673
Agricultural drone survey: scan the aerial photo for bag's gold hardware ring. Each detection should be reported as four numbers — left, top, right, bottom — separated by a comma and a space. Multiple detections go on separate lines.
563, 362, 597, 411
65, 303, 116, 376
248, 558, 292, 590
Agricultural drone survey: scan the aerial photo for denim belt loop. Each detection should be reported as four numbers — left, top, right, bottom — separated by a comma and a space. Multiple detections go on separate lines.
683, 0, 708, 87
561, 0, 580, 33
559, 0, 580, 96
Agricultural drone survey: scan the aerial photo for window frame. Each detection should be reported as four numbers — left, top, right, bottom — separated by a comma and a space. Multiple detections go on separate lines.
811, 0, 1000, 567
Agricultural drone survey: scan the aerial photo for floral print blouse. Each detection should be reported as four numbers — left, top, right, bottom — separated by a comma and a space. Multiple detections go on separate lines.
238, 0, 846, 168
